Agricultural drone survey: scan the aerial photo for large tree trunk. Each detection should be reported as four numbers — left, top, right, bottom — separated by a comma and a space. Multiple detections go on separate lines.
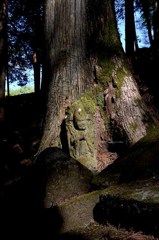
0, 0, 7, 124
38, 0, 156, 171
39, 0, 93, 152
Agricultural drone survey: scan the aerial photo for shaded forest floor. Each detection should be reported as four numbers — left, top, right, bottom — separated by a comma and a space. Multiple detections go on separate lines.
0, 93, 42, 191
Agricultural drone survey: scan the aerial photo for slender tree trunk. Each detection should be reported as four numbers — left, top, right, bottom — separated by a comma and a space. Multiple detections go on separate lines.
141, 0, 153, 47
6, 72, 9, 96
33, 49, 41, 93
125, 0, 138, 56
152, 0, 159, 95
38, 0, 156, 171
0, 0, 7, 124
153, 0, 159, 53
33, 15, 41, 94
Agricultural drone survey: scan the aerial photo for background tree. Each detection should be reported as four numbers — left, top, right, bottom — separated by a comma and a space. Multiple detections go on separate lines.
8, 0, 32, 87
125, 0, 138, 57
136, 0, 153, 47
133, 0, 159, 107
0, 0, 7, 123
23, 0, 44, 93
153, 0, 159, 55
7, 0, 43, 92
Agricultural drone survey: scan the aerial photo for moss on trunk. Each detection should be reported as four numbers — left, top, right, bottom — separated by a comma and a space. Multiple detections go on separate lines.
38, 0, 158, 172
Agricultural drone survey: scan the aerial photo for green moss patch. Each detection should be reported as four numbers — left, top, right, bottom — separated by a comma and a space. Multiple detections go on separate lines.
71, 91, 97, 116
57, 190, 102, 233
97, 59, 115, 84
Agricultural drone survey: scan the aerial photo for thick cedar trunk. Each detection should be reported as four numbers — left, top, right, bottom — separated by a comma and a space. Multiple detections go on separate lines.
88, 0, 147, 145
0, 0, 7, 123
39, 0, 154, 170
39, 0, 93, 153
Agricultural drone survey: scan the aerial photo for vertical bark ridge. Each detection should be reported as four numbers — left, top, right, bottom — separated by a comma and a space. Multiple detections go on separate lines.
40, 0, 93, 151
116, 75, 147, 144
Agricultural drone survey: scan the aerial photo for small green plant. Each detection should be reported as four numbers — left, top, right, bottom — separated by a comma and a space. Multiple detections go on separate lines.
96, 93, 104, 108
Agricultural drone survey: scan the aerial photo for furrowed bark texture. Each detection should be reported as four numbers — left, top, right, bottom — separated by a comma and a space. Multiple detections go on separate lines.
87, 0, 147, 145
110, 58, 147, 144
39, 0, 93, 152
39, 0, 153, 171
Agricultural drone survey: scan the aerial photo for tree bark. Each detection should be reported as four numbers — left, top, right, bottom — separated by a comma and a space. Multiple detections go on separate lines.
39, 0, 93, 152
38, 0, 156, 171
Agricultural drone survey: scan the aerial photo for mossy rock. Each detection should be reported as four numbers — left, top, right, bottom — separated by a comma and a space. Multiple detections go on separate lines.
93, 181, 159, 237
51, 180, 159, 237
35, 147, 93, 207
57, 190, 101, 233
92, 126, 159, 189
